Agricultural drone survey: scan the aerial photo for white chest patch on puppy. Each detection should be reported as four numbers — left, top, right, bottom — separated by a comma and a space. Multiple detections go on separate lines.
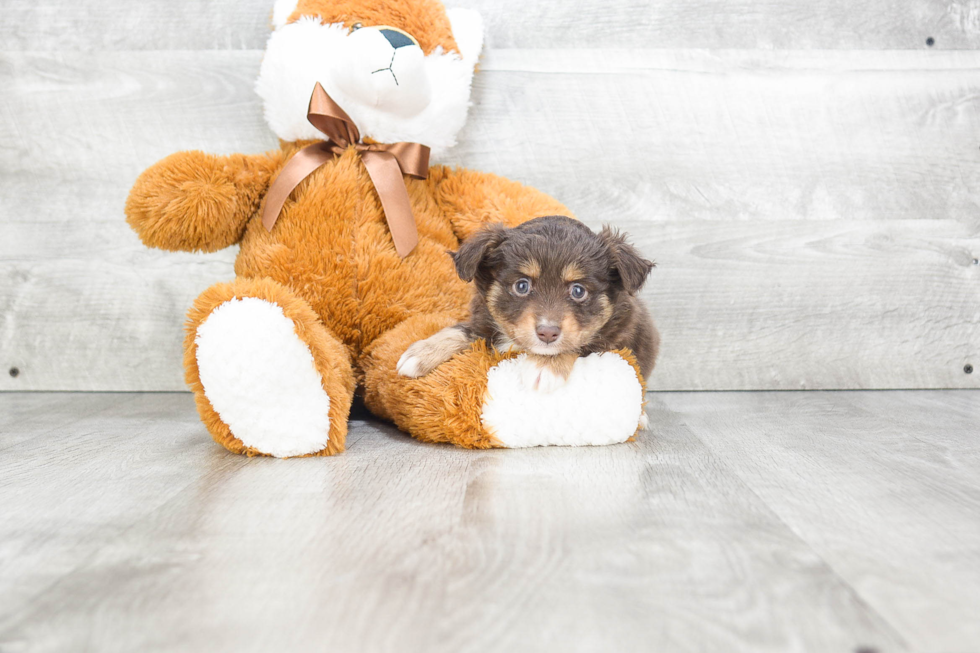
481, 352, 644, 448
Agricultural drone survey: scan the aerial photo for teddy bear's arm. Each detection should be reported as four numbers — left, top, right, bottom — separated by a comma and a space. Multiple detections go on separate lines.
426, 167, 574, 242
125, 149, 285, 253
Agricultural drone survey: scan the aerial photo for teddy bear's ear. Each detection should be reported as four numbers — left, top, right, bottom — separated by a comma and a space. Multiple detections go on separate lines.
446, 8, 484, 65
271, 0, 300, 30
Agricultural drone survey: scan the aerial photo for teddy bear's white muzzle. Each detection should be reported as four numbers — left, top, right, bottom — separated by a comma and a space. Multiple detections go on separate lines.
334, 27, 432, 117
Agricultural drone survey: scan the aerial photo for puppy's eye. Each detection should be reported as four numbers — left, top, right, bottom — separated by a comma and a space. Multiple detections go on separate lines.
351, 22, 363, 30
513, 278, 532, 296
570, 283, 588, 300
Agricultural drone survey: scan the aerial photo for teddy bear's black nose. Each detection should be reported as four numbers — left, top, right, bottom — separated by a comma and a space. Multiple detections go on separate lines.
380, 29, 416, 49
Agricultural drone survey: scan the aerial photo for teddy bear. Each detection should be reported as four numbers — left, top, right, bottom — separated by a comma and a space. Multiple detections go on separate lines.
124, 0, 649, 458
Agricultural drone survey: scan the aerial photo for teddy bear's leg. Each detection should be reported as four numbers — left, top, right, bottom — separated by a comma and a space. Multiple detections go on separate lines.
360, 315, 648, 449
185, 278, 355, 458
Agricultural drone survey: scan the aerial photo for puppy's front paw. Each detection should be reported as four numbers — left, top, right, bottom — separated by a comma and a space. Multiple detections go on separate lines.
396, 341, 442, 378
397, 326, 471, 378
396, 347, 426, 378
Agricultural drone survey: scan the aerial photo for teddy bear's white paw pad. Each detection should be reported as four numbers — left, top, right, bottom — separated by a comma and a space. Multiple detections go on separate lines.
195, 297, 331, 458
481, 353, 644, 448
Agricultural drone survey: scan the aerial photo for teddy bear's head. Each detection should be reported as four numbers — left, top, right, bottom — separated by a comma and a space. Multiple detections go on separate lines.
257, 0, 483, 158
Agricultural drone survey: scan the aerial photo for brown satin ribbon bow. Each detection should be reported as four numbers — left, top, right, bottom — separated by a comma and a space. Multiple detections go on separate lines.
261, 82, 430, 257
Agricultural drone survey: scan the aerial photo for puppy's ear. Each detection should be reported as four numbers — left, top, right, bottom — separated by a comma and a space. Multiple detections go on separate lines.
452, 223, 507, 282
600, 226, 655, 294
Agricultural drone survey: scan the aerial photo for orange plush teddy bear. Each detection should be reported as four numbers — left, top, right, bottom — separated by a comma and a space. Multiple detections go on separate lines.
125, 0, 648, 457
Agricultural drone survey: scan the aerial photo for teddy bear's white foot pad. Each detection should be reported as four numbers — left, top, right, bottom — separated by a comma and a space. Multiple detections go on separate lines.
195, 297, 331, 458
480, 353, 644, 448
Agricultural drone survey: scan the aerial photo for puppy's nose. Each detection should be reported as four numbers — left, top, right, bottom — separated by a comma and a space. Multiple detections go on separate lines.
536, 325, 561, 344
380, 28, 416, 49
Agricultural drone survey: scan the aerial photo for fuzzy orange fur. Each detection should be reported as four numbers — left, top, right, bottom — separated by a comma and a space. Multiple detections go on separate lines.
126, 150, 285, 253
128, 137, 570, 455
286, 0, 459, 55
124, 0, 650, 457
361, 314, 520, 448
612, 347, 648, 442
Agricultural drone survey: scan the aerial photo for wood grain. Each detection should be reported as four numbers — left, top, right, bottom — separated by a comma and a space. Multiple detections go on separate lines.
634, 218, 980, 391
4, 0, 979, 51
463, 50, 980, 225
0, 393, 217, 615
659, 390, 980, 652
0, 391, 923, 652
455, 0, 980, 50
0, 392, 133, 452
2, 49, 978, 391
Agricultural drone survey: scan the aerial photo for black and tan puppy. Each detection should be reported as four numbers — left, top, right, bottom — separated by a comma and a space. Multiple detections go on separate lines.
397, 215, 660, 391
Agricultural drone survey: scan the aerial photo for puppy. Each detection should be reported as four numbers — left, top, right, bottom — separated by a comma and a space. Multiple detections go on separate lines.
397, 215, 660, 392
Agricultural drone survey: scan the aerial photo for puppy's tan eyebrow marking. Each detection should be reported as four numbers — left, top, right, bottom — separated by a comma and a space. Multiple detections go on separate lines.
518, 259, 541, 278
562, 262, 584, 282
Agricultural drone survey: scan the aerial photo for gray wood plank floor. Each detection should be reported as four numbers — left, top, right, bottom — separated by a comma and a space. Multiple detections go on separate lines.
0, 390, 977, 653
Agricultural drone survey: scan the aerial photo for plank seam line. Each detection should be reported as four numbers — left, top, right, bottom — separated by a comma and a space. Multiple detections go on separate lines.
673, 414, 915, 649
0, 451, 246, 635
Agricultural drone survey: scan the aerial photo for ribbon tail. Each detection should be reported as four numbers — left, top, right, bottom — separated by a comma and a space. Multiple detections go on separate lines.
262, 142, 337, 231
360, 150, 420, 258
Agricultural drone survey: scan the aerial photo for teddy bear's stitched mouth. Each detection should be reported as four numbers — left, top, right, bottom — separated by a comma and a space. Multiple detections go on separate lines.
371, 51, 399, 86
257, 14, 480, 153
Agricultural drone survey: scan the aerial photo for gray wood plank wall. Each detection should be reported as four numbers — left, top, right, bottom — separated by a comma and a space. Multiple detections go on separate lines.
1, 0, 979, 391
